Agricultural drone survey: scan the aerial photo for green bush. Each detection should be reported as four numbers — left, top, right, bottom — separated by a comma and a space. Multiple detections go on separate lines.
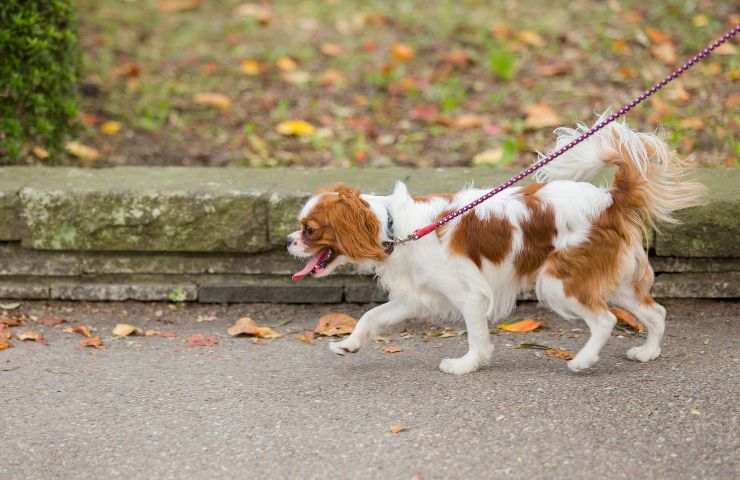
0, 0, 79, 163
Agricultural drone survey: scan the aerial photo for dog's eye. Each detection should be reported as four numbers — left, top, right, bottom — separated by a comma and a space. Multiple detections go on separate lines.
303, 225, 314, 237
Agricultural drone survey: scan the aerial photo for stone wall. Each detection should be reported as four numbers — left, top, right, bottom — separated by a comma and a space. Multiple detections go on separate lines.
0, 167, 738, 303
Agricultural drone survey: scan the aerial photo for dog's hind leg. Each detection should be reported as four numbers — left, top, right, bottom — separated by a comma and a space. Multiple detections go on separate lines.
330, 300, 414, 355
537, 274, 616, 372
611, 255, 666, 362
438, 292, 495, 375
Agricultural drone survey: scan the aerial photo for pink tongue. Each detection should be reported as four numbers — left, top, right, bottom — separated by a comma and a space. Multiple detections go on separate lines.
292, 251, 324, 282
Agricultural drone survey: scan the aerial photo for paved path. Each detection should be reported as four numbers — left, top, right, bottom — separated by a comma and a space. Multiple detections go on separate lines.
2, 300, 738, 479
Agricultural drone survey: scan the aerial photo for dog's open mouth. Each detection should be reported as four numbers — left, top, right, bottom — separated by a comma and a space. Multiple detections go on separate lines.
292, 248, 337, 282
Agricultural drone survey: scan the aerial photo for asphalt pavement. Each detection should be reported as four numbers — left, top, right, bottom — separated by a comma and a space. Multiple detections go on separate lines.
1, 300, 738, 480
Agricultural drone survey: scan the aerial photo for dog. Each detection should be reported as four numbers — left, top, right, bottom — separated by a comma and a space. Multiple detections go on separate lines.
287, 117, 705, 374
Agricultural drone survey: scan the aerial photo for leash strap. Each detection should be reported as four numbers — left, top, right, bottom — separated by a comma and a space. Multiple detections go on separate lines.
391, 24, 738, 247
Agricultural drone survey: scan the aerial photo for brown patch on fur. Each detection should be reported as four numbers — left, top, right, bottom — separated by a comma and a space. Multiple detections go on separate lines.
414, 193, 453, 203
301, 184, 386, 261
447, 212, 513, 268
514, 184, 557, 280
633, 253, 656, 305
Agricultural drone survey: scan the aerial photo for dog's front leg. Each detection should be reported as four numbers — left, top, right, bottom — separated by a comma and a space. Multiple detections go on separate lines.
330, 300, 413, 355
439, 296, 493, 375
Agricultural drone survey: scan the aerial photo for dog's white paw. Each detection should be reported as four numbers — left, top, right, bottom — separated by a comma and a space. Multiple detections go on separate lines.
329, 338, 361, 356
567, 354, 598, 373
626, 345, 661, 363
439, 353, 487, 375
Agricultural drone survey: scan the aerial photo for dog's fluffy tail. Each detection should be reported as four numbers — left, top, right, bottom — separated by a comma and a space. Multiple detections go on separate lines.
536, 113, 706, 231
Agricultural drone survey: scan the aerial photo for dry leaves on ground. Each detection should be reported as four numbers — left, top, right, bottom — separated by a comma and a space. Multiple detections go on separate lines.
314, 313, 356, 337
0, 325, 12, 351
427, 328, 466, 338
523, 103, 561, 129
497, 319, 543, 333
276, 120, 315, 136
389, 424, 407, 434
0, 313, 25, 327
35, 316, 66, 327
145, 330, 177, 338
515, 343, 574, 360
193, 92, 232, 111
80, 336, 104, 349
391, 43, 415, 62
610, 307, 645, 333
16, 331, 46, 344
383, 345, 402, 354
227, 317, 282, 339
157, 0, 202, 13
113, 323, 143, 337
297, 330, 315, 345
186, 334, 219, 347
65, 141, 101, 163
63, 325, 94, 338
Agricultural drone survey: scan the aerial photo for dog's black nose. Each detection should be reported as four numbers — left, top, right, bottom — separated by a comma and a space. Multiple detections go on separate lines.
286, 237, 293, 249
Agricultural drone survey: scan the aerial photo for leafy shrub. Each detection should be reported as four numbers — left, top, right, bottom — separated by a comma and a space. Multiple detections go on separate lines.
0, 0, 79, 163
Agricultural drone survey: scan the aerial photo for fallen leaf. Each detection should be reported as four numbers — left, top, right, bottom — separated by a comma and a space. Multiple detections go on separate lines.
65, 141, 100, 162
112, 62, 141, 78
157, 0, 202, 13
276, 56, 298, 72
536, 60, 573, 76
234, 3, 272, 24
319, 69, 346, 87
282, 70, 311, 85
297, 330, 315, 345
692, 14, 709, 27
276, 120, 315, 136
726, 94, 740, 109
645, 28, 672, 44
679, 117, 705, 131
240, 59, 262, 75
616, 65, 638, 80
35, 316, 66, 327
227, 317, 281, 339
443, 50, 473, 67
517, 30, 546, 47
667, 82, 690, 103
611, 39, 631, 56
0, 324, 11, 341
611, 307, 645, 333
186, 334, 218, 347
0, 339, 11, 351
31, 146, 49, 159
390, 424, 407, 434
16, 331, 46, 344
320, 43, 343, 57
112, 323, 143, 337
80, 336, 103, 349
100, 121, 122, 135
193, 92, 232, 111
409, 104, 439, 122
391, 43, 415, 62
544, 347, 574, 360
452, 114, 484, 129
144, 330, 177, 337
383, 345, 402, 353
651, 43, 677, 65
0, 314, 24, 327
427, 328, 465, 338
314, 313, 356, 337
0, 302, 21, 311
523, 103, 561, 129
497, 319, 543, 332
63, 325, 94, 338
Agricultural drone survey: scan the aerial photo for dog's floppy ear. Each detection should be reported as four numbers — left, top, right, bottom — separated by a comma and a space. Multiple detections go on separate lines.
325, 186, 386, 261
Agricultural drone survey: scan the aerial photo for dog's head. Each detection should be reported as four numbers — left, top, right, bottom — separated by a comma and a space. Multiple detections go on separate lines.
288, 184, 387, 281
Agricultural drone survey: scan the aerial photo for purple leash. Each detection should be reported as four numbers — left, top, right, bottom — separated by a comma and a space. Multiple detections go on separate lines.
390, 24, 739, 247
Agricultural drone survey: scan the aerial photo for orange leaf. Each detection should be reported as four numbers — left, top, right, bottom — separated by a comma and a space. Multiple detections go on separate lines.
35, 316, 66, 327
523, 103, 561, 129
497, 319, 543, 333
517, 30, 546, 48
645, 28, 672, 45
145, 330, 177, 337
80, 336, 103, 349
157, 0, 202, 13
651, 43, 677, 66
391, 43, 415, 62
452, 114, 484, 129
0, 339, 11, 351
276, 56, 298, 72
227, 317, 281, 339
65, 141, 100, 163
234, 3, 272, 24
31, 146, 50, 159
314, 313, 356, 337
240, 59, 262, 76
383, 345, 402, 354
100, 121, 122, 135
390, 424, 407, 434
112, 323, 143, 337
193, 92, 232, 111
64, 325, 94, 338
113, 62, 141, 78
611, 307, 645, 333
17, 330, 46, 344
679, 117, 705, 131
186, 334, 218, 347
297, 330, 315, 345
544, 347, 574, 360
444, 50, 473, 67
320, 43, 343, 57
319, 69, 346, 87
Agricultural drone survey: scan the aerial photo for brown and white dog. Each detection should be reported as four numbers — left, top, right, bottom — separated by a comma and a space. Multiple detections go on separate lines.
287, 118, 705, 374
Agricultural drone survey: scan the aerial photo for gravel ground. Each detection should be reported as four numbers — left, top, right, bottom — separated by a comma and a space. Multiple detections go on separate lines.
1, 299, 738, 479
